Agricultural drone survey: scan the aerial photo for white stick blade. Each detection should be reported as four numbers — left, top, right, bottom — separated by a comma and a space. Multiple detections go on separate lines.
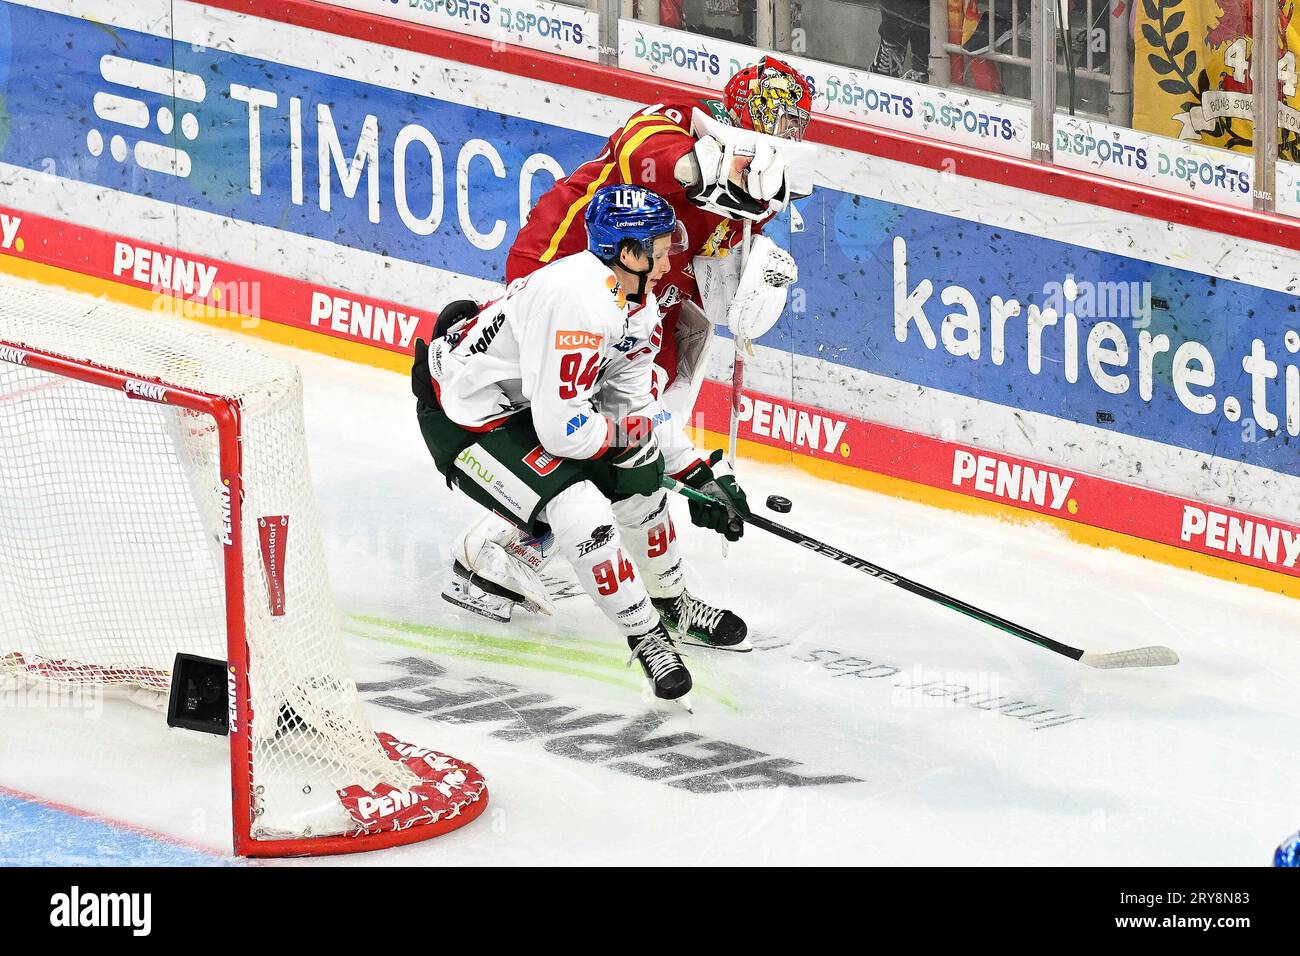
1080, 646, 1180, 669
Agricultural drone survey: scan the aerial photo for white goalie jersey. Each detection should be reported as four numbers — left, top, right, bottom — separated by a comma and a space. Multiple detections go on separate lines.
427, 250, 700, 474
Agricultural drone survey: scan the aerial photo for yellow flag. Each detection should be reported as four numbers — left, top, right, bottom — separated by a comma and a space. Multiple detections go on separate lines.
1133, 0, 1300, 160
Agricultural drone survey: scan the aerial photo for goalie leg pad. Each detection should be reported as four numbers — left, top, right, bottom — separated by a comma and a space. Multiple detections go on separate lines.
725, 234, 798, 343
442, 511, 555, 618
662, 300, 714, 417
442, 559, 521, 623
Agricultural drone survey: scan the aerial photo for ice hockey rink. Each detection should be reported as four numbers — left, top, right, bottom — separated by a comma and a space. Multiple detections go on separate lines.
3, 278, 1299, 867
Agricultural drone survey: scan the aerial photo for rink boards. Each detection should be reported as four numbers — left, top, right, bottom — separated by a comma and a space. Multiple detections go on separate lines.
1, 0, 1299, 597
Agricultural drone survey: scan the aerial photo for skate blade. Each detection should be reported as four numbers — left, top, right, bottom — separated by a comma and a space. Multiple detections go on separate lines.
520, 597, 554, 617
678, 634, 753, 653
673, 693, 694, 714
441, 591, 512, 624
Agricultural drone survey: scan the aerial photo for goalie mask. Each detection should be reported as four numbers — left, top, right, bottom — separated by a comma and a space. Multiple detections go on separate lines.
724, 56, 812, 142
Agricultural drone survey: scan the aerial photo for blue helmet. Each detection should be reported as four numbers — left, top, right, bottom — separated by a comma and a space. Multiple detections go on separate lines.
1276, 831, 1300, 867
585, 185, 679, 263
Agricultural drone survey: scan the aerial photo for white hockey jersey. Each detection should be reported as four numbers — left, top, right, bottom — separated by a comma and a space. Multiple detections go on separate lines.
428, 251, 698, 473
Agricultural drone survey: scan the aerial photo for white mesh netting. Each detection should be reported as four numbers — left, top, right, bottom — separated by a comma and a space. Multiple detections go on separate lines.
0, 283, 420, 842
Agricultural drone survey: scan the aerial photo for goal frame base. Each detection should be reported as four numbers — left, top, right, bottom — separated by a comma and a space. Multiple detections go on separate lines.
2, 336, 487, 859
237, 792, 490, 857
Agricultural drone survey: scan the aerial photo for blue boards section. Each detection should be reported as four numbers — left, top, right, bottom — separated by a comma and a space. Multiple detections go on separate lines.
0, 1, 1297, 476
0, 2, 597, 282
0, 792, 228, 866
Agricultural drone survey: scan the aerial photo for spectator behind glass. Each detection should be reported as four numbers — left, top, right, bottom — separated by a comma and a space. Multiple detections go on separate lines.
873, 0, 931, 82
658, 0, 756, 45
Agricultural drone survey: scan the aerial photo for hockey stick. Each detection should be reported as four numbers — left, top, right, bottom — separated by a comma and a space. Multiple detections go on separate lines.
663, 478, 1179, 670
720, 221, 755, 560
725, 219, 753, 472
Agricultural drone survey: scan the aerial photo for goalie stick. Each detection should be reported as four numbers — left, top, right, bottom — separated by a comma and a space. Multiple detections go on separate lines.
663, 478, 1180, 670
726, 219, 753, 473
720, 220, 755, 561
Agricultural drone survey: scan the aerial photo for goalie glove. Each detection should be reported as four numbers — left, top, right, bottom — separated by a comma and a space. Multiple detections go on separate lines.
677, 449, 750, 541
725, 234, 798, 342
688, 134, 786, 222
685, 107, 817, 221
742, 140, 790, 209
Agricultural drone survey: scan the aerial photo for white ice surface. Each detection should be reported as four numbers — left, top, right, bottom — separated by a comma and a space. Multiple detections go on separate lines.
3, 291, 1299, 866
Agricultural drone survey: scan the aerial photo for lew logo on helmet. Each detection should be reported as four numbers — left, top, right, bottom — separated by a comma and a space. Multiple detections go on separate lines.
610, 187, 649, 210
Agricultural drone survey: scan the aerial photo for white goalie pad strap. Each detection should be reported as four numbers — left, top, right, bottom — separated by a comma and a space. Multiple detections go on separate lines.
655, 302, 715, 476
725, 235, 798, 342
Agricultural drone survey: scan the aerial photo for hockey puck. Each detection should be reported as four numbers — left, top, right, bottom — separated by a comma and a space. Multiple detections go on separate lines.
765, 495, 792, 514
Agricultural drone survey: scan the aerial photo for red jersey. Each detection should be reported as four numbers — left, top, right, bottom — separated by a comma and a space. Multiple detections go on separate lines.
507, 100, 771, 381
512, 98, 761, 267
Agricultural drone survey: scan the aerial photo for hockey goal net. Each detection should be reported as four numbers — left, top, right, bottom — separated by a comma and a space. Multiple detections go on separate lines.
0, 284, 487, 856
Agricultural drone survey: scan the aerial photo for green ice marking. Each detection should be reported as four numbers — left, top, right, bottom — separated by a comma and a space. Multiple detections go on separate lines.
349, 614, 626, 668
347, 614, 740, 710
343, 626, 642, 692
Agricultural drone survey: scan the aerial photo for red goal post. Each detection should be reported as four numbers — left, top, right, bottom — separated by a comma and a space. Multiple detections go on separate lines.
0, 287, 487, 857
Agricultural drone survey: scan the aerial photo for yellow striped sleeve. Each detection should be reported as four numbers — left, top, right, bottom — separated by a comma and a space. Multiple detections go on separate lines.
539, 160, 617, 263
539, 117, 683, 264
617, 123, 680, 184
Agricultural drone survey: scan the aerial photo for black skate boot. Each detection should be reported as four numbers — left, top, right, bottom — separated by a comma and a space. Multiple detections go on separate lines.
627, 623, 693, 711
871, 36, 907, 78
652, 591, 750, 652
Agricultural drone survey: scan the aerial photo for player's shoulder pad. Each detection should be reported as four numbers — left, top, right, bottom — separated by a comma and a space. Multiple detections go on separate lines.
692, 96, 736, 128
557, 252, 630, 328
622, 103, 701, 136
648, 102, 700, 130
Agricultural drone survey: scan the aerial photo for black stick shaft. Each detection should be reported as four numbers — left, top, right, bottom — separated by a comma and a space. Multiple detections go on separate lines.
665, 479, 1085, 661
